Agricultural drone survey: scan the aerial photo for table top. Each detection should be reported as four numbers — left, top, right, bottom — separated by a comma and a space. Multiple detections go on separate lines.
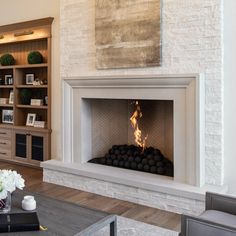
1, 190, 115, 236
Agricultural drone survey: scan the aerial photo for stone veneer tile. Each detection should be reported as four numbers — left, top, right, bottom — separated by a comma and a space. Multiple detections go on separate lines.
44, 169, 205, 215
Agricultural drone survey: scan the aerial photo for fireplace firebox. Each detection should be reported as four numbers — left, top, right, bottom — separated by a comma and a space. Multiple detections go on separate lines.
86, 99, 174, 177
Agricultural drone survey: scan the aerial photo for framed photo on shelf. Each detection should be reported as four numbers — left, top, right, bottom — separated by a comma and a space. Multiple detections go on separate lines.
9, 91, 14, 104
25, 73, 35, 85
26, 113, 36, 126
34, 121, 45, 128
4, 75, 13, 85
2, 109, 14, 124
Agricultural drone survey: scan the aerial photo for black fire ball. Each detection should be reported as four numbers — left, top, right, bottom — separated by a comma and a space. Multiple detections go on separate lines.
89, 145, 174, 177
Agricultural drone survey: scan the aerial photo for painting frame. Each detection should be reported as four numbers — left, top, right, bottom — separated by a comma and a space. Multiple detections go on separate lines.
2, 109, 14, 124
26, 113, 36, 126
4, 74, 13, 85
25, 73, 35, 85
95, 0, 162, 69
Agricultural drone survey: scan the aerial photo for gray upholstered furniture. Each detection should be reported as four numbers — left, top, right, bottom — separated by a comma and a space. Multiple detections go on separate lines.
180, 192, 236, 236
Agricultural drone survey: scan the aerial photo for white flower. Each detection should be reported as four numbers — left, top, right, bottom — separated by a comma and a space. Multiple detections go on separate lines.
0, 170, 25, 199
13, 171, 25, 190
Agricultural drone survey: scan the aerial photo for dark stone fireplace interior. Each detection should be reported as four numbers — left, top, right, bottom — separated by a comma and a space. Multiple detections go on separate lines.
86, 99, 174, 177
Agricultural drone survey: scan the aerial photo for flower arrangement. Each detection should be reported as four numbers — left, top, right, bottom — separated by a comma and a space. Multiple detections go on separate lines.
0, 170, 25, 199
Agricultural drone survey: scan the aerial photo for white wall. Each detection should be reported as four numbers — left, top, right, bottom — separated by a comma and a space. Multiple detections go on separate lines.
60, 0, 224, 186
224, 0, 236, 194
0, 0, 62, 161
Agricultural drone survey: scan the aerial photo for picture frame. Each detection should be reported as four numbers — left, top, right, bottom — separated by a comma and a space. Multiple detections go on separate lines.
9, 91, 14, 104
2, 109, 14, 124
25, 73, 35, 85
34, 121, 45, 128
30, 99, 43, 106
4, 75, 13, 85
26, 113, 36, 126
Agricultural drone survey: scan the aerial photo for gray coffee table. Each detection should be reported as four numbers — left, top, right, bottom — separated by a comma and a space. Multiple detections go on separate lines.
4, 190, 117, 236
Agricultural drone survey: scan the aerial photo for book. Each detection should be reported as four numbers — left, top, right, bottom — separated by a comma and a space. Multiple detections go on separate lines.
0, 212, 40, 233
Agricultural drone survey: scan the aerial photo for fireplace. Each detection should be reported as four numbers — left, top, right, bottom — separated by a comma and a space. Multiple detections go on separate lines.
86, 99, 174, 177
42, 74, 212, 215
61, 74, 204, 186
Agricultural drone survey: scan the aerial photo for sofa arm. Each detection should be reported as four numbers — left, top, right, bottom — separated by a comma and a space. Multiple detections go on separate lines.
206, 192, 236, 215
180, 214, 236, 236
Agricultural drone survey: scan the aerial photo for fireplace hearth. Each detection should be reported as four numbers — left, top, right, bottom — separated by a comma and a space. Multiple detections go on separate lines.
89, 144, 174, 176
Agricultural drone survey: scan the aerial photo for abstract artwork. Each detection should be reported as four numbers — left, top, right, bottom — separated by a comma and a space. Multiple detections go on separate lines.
95, 0, 161, 69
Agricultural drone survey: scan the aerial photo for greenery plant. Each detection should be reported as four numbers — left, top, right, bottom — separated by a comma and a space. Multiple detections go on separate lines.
27, 51, 43, 64
0, 54, 15, 66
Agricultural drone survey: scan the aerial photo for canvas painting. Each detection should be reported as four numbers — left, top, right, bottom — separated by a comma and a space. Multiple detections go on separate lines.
95, 0, 161, 69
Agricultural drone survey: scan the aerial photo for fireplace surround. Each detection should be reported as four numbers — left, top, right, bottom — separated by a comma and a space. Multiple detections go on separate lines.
42, 74, 227, 214
63, 74, 204, 184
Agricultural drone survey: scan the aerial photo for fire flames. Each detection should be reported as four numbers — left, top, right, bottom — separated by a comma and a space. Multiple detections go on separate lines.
130, 101, 148, 151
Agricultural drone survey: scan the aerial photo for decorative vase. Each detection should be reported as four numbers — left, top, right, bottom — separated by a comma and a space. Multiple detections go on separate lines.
0, 192, 11, 213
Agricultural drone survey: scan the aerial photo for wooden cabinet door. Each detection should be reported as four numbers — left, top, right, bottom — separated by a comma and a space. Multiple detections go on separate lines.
29, 131, 48, 165
13, 130, 29, 162
13, 130, 49, 166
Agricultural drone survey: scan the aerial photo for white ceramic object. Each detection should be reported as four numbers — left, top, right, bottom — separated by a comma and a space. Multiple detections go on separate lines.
22, 195, 36, 211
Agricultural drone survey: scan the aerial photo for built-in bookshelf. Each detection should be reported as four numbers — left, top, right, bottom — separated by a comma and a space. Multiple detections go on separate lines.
0, 18, 53, 167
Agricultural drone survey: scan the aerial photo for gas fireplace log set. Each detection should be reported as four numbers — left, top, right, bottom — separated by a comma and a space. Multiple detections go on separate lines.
89, 145, 174, 177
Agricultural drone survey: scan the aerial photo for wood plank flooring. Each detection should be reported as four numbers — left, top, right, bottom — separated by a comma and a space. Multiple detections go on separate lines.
0, 161, 181, 232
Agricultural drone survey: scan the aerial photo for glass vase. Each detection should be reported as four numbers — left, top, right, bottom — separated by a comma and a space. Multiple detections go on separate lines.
0, 192, 11, 213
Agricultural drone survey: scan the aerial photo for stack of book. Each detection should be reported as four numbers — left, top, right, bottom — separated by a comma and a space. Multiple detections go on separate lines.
0, 212, 40, 233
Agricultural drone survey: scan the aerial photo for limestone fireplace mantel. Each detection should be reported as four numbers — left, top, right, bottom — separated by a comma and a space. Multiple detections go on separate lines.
62, 74, 204, 184
42, 74, 227, 214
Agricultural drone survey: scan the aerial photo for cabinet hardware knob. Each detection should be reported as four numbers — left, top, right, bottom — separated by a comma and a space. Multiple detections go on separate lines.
0, 142, 6, 145
0, 132, 6, 135
0, 152, 6, 155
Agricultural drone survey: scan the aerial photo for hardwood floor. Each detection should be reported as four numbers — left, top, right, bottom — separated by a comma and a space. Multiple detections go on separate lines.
0, 161, 181, 232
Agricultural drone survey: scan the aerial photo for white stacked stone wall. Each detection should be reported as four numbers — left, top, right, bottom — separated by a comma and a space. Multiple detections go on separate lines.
44, 169, 205, 215
60, 0, 224, 185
